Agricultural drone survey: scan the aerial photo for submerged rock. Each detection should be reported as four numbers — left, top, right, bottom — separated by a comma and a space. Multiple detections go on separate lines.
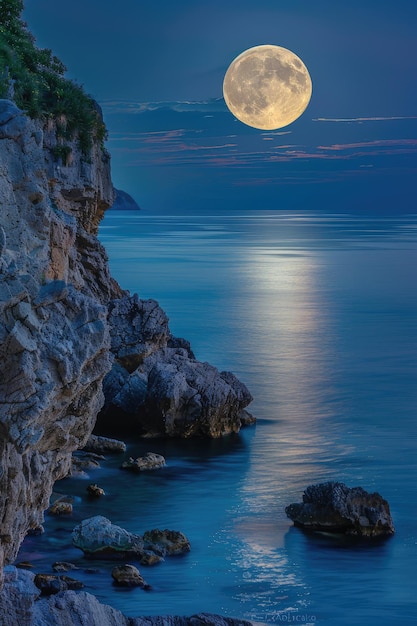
285, 481, 395, 537
121, 452, 166, 472
52, 562, 79, 573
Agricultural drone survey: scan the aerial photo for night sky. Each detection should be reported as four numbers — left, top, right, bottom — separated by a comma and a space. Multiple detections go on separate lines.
23, 0, 417, 214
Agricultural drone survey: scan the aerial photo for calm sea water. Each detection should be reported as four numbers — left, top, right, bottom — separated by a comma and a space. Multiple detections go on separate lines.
19, 211, 417, 625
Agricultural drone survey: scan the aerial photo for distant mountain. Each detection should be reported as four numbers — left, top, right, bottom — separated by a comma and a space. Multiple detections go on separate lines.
110, 188, 141, 210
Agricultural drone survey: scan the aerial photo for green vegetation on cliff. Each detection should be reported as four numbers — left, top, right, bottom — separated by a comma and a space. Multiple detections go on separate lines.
0, 0, 106, 154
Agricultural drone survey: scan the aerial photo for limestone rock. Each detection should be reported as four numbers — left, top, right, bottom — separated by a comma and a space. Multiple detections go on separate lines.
0, 94, 254, 613
35, 573, 67, 595
143, 529, 191, 556
47, 499, 73, 516
0, 568, 255, 626
0, 100, 114, 583
121, 452, 166, 472
71, 451, 104, 477
108, 294, 170, 371
111, 564, 147, 587
285, 481, 395, 537
34, 573, 83, 595
101, 346, 254, 438
71, 516, 190, 565
72, 515, 145, 560
83, 434, 127, 454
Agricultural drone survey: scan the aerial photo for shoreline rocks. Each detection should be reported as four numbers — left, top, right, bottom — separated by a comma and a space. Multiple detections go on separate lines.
121, 452, 166, 472
285, 481, 395, 537
82, 434, 127, 454
0, 99, 254, 589
72, 515, 190, 563
0, 567, 254, 626
99, 294, 255, 439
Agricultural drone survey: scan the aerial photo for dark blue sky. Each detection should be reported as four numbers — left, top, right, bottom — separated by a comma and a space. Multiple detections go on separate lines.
24, 0, 417, 213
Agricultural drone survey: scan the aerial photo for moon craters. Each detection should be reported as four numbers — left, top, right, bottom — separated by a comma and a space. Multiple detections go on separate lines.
223, 45, 312, 130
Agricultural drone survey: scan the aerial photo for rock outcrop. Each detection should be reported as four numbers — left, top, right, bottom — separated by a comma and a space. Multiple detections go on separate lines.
100, 294, 254, 438
285, 481, 395, 537
0, 99, 115, 584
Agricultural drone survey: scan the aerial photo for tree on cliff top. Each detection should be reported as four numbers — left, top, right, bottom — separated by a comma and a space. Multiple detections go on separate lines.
0, 0, 106, 154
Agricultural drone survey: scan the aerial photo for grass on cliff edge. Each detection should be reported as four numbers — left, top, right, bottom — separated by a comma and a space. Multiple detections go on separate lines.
0, 0, 106, 155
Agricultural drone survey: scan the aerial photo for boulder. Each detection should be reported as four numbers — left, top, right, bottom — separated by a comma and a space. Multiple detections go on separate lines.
143, 529, 191, 556
285, 481, 395, 537
101, 345, 254, 439
121, 452, 166, 472
34, 573, 84, 595
83, 434, 127, 454
47, 499, 73, 516
87, 484, 105, 497
111, 564, 148, 588
72, 516, 145, 560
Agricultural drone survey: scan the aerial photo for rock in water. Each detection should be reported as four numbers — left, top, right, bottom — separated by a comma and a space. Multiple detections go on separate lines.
121, 452, 166, 472
101, 296, 254, 438
72, 516, 191, 564
72, 516, 145, 560
87, 484, 105, 497
285, 481, 395, 537
111, 564, 147, 587
143, 529, 191, 556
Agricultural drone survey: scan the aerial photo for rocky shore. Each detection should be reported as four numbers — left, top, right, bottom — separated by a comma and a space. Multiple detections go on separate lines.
0, 99, 254, 623
1, 566, 254, 626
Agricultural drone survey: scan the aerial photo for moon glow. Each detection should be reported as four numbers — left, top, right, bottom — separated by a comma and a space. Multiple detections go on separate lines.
223, 45, 312, 130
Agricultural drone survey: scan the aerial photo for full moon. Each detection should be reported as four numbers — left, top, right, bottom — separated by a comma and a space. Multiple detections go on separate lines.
223, 45, 312, 130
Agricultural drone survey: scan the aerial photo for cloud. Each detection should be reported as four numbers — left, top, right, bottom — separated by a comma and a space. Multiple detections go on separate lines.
313, 116, 417, 123
317, 139, 417, 150
101, 98, 228, 115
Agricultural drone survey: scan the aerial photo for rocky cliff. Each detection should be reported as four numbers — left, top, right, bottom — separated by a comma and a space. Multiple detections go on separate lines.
0, 99, 117, 586
0, 98, 253, 608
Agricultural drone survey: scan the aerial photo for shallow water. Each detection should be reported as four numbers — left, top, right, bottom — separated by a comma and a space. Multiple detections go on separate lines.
19, 211, 417, 625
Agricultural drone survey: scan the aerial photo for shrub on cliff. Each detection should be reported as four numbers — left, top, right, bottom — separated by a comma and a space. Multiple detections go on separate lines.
0, 0, 106, 154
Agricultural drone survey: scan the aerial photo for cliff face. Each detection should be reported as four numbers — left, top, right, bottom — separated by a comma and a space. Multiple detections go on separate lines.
0, 99, 253, 594
0, 100, 116, 582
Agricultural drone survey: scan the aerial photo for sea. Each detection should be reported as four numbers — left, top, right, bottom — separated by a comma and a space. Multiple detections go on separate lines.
18, 210, 417, 625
